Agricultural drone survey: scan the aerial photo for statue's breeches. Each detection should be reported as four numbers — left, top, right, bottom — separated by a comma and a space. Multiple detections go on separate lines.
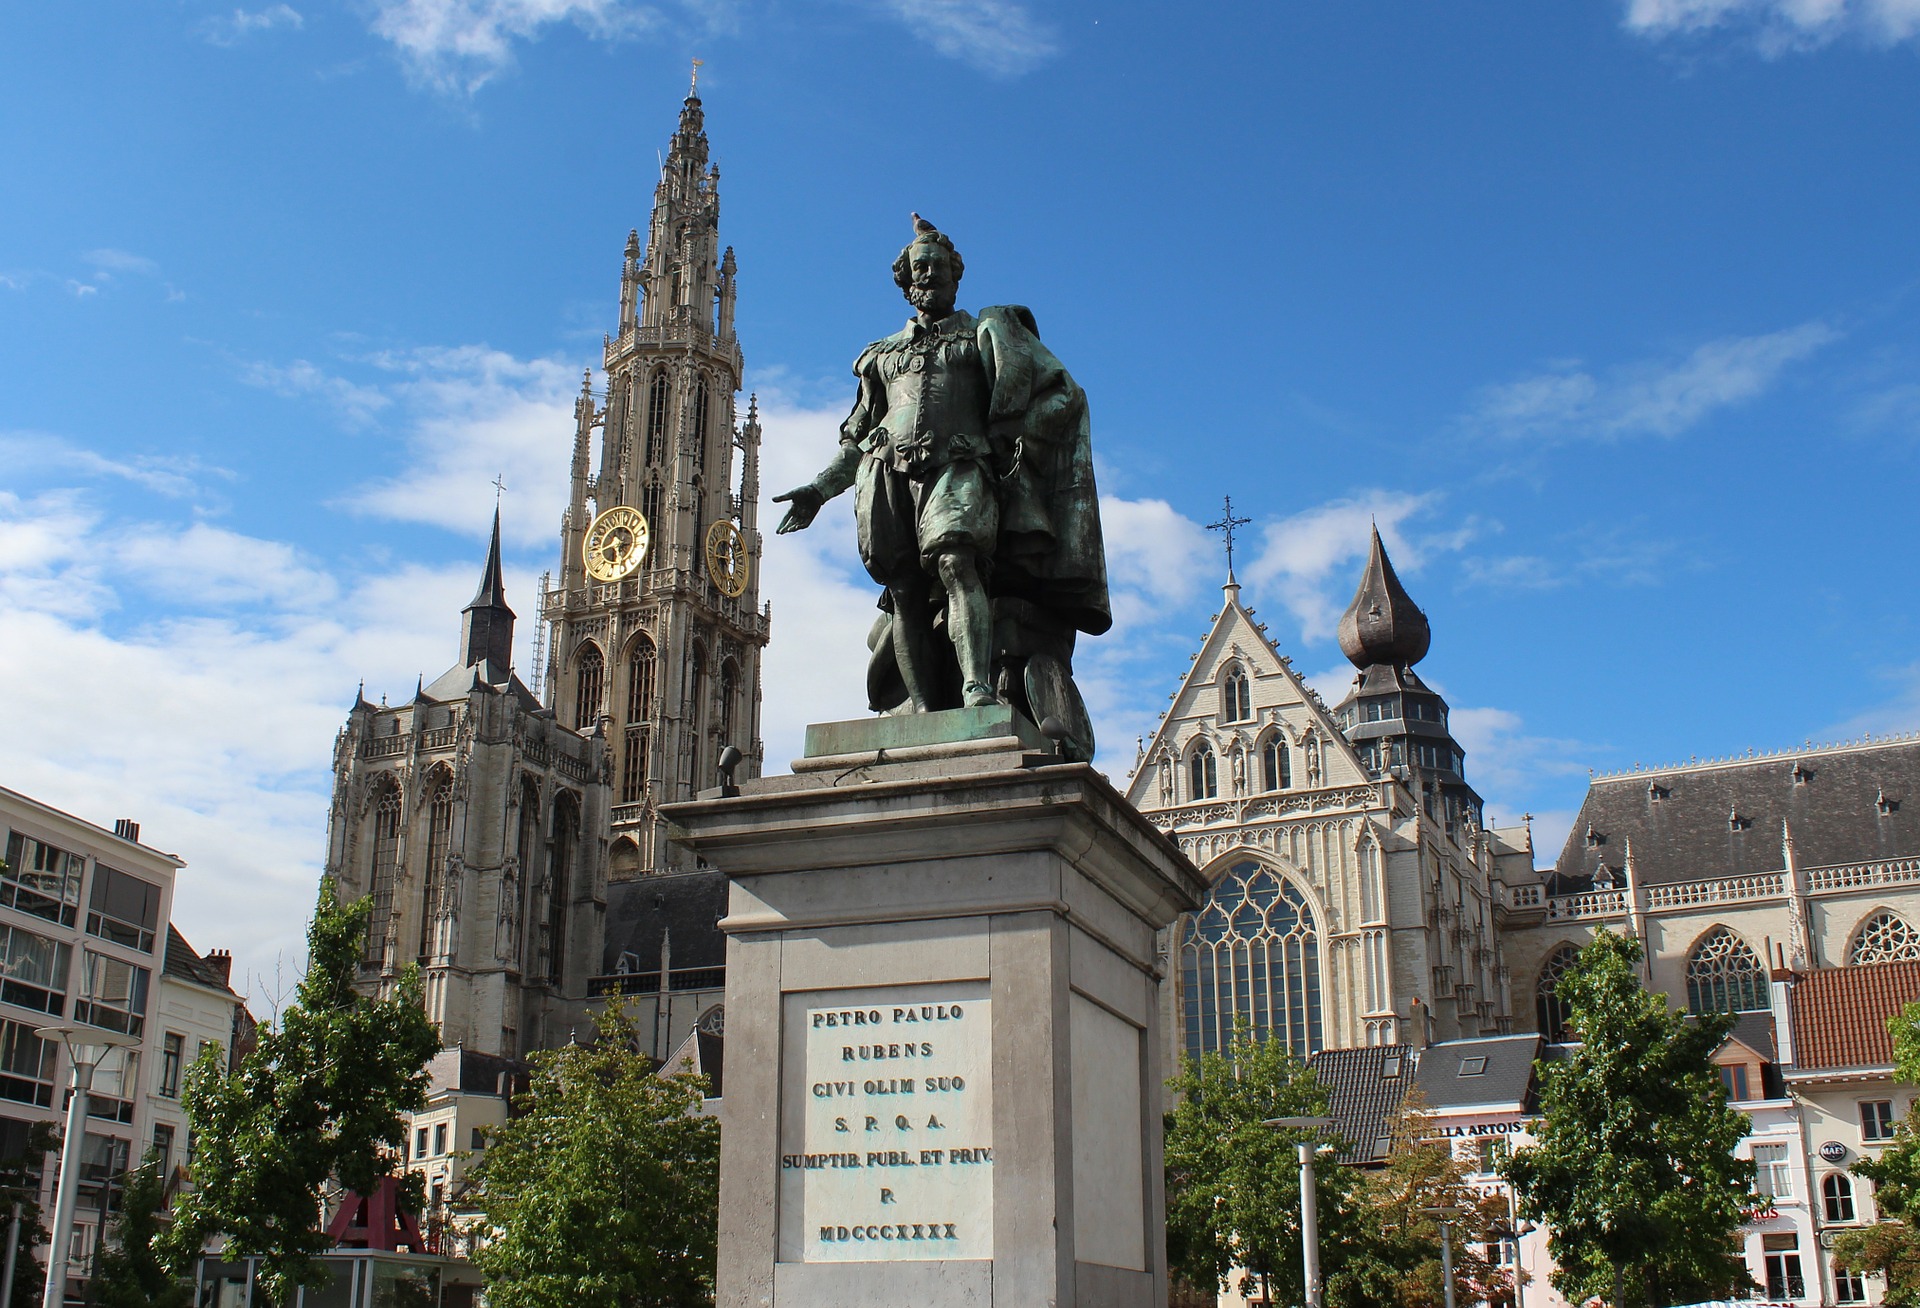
854, 456, 998, 586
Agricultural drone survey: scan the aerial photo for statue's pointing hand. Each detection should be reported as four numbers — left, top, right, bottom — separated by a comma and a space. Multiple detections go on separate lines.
772, 485, 824, 534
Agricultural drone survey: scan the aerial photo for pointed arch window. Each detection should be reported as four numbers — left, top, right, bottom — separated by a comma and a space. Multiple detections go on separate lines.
364, 782, 402, 968
621, 726, 650, 805
688, 642, 708, 795
1851, 910, 1920, 965
1686, 928, 1769, 1015
692, 376, 710, 471
418, 775, 454, 961
691, 479, 705, 574
626, 636, 657, 723
573, 644, 604, 731
1824, 1172, 1857, 1223
1535, 944, 1580, 1041
719, 660, 740, 745
1179, 860, 1323, 1062
645, 371, 671, 466
1262, 735, 1290, 792
1223, 668, 1251, 722
1189, 744, 1218, 801
535, 793, 576, 985
641, 481, 664, 542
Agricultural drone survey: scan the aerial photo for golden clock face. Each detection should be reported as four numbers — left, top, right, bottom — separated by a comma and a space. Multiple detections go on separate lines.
584, 506, 649, 583
705, 520, 750, 598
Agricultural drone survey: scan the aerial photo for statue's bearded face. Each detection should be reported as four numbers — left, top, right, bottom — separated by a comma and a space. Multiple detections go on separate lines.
903, 243, 958, 318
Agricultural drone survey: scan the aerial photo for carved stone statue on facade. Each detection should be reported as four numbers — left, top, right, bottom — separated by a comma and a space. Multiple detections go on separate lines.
775, 217, 1110, 760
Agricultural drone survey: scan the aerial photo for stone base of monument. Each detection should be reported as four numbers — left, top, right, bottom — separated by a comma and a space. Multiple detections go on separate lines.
659, 706, 1204, 1308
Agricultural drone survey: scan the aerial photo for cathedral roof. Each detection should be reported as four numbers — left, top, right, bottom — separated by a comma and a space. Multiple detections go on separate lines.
603, 869, 728, 977
1551, 735, 1920, 891
465, 507, 513, 618
1411, 1034, 1540, 1111
1307, 1044, 1410, 1165
1336, 527, 1430, 670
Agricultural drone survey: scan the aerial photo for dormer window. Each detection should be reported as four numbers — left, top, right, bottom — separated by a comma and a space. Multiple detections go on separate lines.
1223, 668, 1252, 722
1381, 1052, 1403, 1079
1729, 809, 1752, 832
1458, 1055, 1487, 1077
1793, 762, 1815, 785
1879, 790, 1902, 816
1584, 825, 1606, 848
1648, 782, 1670, 801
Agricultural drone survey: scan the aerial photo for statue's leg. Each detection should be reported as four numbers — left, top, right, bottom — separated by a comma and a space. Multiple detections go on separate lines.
887, 577, 941, 712
936, 547, 995, 706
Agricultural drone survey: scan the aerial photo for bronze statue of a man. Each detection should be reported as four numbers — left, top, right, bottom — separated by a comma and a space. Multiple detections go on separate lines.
775, 218, 1110, 759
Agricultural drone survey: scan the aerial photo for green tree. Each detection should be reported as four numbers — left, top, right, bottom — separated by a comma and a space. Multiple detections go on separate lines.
468, 999, 719, 1308
0, 1120, 55, 1308
1329, 1089, 1512, 1308
1833, 997, 1920, 1304
85, 1152, 190, 1308
1504, 930, 1756, 1308
158, 881, 441, 1304
1164, 1022, 1353, 1305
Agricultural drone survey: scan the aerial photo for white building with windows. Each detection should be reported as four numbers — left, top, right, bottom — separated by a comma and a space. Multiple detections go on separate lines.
0, 784, 242, 1300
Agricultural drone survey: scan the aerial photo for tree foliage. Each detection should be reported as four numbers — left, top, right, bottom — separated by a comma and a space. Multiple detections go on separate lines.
1164, 1022, 1354, 1304
1834, 997, 1920, 1304
158, 881, 441, 1303
468, 999, 720, 1308
1503, 930, 1756, 1308
85, 1153, 191, 1308
0, 1119, 54, 1308
1328, 1089, 1513, 1308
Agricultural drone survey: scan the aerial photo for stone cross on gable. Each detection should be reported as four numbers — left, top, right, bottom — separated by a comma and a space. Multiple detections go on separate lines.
1206, 496, 1252, 581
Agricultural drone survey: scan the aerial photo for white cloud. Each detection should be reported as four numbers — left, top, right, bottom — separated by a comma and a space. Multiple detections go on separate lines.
201, 4, 305, 45
1466, 321, 1837, 442
82, 249, 159, 277
368, 0, 662, 94
0, 431, 231, 498
869, 0, 1057, 75
1623, 0, 1920, 48
1240, 490, 1448, 643
239, 358, 393, 428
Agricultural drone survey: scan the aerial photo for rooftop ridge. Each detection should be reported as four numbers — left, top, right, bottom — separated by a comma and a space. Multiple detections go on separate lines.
1590, 730, 1920, 783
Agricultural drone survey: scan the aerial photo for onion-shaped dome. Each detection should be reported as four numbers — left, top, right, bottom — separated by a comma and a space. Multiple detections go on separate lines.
1337, 527, 1431, 669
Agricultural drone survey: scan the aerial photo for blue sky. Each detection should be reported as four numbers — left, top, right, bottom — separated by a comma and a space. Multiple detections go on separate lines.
5, 0, 1920, 994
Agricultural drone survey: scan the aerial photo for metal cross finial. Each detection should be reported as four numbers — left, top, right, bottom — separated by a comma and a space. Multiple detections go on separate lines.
492, 474, 507, 507
690, 57, 703, 94
1206, 496, 1253, 580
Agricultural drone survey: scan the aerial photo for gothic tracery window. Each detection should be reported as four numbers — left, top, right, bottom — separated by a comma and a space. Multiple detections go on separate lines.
536, 793, 576, 985
1189, 744, 1218, 801
719, 660, 739, 745
1180, 861, 1323, 1062
1851, 911, 1920, 965
645, 371, 671, 465
1535, 944, 1580, 1041
642, 481, 664, 541
1223, 667, 1251, 722
573, 644, 604, 731
1686, 927, 1769, 1015
1262, 734, 1290, 791
364, 781, 402, 967
692, 376, 710, 470
418, 774, 453, 961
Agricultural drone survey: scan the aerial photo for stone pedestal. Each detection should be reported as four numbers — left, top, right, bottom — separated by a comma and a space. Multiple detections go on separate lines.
660, 707, 1204, 1308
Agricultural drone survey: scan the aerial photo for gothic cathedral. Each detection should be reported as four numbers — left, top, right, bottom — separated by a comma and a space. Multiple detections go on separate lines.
323, 88, 764, 1060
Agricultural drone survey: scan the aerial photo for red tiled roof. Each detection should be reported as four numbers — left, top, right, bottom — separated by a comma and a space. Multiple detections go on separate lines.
1790, 961, 1920, 1071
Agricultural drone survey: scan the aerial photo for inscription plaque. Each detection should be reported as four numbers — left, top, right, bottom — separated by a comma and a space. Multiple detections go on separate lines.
778, 981, 993, 1262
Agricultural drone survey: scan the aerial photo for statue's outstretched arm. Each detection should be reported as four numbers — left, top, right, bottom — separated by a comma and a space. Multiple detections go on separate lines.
773, 373, 873, 532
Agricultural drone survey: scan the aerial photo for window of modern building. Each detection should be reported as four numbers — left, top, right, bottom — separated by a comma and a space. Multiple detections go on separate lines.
74, 951, 150, 1037
80, 1133, 131, 1211
1862, 1099, 1898, 1142
1222, 668, 1251, 722
433, 1123, 448, 1156
1535, 945, 1580, 1042
1835, 1267, 1868, 1303
1261, 736, 1290, 791
85, 866, 161, 954
1850, 910, 1920, 965
0, 832, 85, 927
415, 1127, 429, 1158
152, 1123, 175, 1178
1684, 928, 1769, 1015
1718, 1064, 1749, 1102
0, 923, 72, 1017
1180, 860, 1323, 1063
158, 1033, 184, 1098
87, 1047, 139, 1125
1752, 1143, 1793, 1199
1188, 745, 1218, 801
470, 1127, 486, 1151
0, 1019, 56, 1108
1824, 1172, 1857, 1223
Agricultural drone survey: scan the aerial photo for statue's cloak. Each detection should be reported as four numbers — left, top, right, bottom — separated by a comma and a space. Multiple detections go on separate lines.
976, 304, 1111, 637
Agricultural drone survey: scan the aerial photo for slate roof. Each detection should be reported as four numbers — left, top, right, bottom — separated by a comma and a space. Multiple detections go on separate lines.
1308, 1044, 1412, 1164
163, 925, 237, 995
1411, 1035, 1540, 1111
1788, 960, 1920, 1073
602, 869, 729, 976
1550, 737, 1920, 892
421, 1047, 529, 1099
1725, 1011, 1777, 1064
660, 1027, 724, 1098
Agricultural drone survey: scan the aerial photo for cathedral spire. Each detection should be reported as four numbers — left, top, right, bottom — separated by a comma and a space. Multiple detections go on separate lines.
1337, 525, 1431, 670
462, 507, 515, 680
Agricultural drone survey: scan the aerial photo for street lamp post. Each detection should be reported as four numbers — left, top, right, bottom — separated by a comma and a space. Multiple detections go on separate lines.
36, 1025, 138, 1308
1420, 1205, 1469, 1308
1263, 1115, 1336, 1308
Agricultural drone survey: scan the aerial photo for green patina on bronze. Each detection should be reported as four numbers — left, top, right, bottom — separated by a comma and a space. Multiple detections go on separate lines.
802, 704, 1050, 760
775, 217, 1109, 762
